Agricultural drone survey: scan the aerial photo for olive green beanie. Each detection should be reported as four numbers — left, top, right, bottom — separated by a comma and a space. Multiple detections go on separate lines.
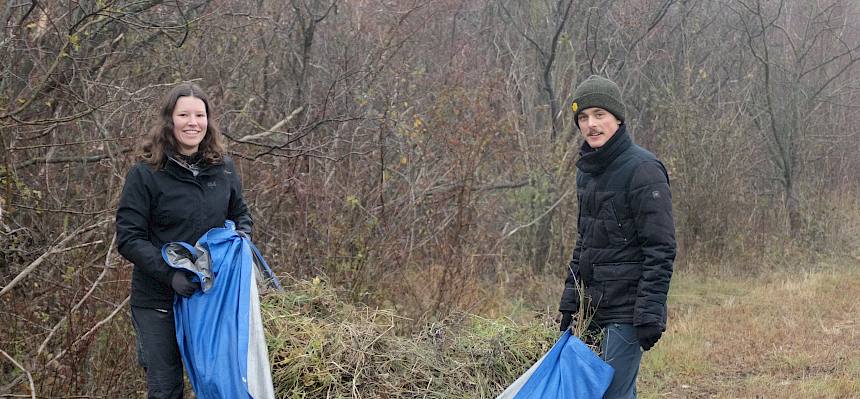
571, 75, 625, 127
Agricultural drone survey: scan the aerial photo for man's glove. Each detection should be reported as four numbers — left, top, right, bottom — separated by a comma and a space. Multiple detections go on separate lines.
636, 325, 663, 351
170, 270, 200, 297
558, 312, 575, 332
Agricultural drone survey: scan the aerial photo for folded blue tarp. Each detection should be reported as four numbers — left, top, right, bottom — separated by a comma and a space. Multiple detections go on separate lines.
496, 330, 614, 399
162, 221, 279, 399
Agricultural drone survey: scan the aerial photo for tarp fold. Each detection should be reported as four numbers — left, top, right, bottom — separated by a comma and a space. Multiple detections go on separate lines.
162, 220, 278, 399
496, 330, 614, 399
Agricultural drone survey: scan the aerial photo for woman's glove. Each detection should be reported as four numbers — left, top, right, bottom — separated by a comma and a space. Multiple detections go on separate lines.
170, 270, 200, 297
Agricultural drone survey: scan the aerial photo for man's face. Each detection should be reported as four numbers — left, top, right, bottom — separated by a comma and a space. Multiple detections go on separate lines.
577, 107, 621, 149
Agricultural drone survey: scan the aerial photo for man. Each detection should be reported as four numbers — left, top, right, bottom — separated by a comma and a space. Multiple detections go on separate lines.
558, 75, 676, 398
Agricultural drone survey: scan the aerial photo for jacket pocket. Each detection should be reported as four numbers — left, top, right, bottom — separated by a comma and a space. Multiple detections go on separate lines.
590, 262, 641, 308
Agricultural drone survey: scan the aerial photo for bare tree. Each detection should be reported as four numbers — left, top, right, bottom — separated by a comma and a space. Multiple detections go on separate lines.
729, 0, 860, 235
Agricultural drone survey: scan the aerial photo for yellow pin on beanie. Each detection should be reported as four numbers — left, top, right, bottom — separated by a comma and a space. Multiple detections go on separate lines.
571, 102, 578, 112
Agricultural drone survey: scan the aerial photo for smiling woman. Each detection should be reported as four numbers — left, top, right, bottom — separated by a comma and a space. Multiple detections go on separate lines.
115, 82, 254, 398
139, 83, 225, 167
172, 96, 208, 155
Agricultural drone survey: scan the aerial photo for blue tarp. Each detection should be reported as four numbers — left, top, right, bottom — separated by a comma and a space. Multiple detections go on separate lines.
162, 221, 277, 399
497, 330, 614, 399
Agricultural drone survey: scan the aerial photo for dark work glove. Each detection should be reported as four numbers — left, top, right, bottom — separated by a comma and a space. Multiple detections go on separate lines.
558, 312, 574, 332
170, 270, 200, 298
636, 325, 663, 351
234, 218, 252, 240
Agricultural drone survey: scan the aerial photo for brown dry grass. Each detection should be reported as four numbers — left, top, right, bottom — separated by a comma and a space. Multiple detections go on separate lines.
261, 278, 560, 398
639, 257, 860, 398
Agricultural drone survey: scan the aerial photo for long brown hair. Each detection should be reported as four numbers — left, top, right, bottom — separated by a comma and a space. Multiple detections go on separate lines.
140, 82, 226, 167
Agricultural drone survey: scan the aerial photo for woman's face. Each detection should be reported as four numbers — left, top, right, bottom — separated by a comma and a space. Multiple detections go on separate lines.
172, 96, 208, 155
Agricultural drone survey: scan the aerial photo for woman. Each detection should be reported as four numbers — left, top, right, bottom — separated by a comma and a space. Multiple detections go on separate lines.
116, 82, 252, 398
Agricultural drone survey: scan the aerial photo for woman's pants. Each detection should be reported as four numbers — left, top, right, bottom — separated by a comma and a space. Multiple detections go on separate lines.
131, 306, 184, 399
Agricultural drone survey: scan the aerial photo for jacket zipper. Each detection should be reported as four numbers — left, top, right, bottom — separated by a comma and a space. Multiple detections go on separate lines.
609, 202, 627, 242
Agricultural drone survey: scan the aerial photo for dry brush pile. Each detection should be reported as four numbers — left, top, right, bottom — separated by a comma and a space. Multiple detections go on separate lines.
261, 278, 558, 398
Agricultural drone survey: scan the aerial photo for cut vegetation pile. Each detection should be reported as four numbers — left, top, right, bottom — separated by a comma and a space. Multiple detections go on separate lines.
261, 278, 558, 398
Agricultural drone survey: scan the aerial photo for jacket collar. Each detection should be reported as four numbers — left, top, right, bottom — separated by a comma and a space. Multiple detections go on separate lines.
168, 155, 203, 177
163, 151, 221, 178
576, 125, 631, 175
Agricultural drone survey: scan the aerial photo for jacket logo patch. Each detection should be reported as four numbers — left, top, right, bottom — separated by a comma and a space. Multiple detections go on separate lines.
651, 190, 661, 199
207, 182, 217, 188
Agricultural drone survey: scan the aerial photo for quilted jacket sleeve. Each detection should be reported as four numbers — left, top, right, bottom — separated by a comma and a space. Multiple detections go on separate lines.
116, 163, 174, 286
224, 157, 253, 235
629, 160, 676, 328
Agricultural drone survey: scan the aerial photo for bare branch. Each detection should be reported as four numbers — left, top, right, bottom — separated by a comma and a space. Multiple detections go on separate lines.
237, 106, 305, 142
0, 349, 35, 399
37, 234, 116, 357
44, 295, 131, 370
495, 188, 571, 246
0, 218, 110, 297
13, 148, 132, 169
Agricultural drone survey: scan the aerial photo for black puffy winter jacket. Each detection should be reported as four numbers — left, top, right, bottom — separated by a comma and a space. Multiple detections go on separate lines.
559, 126, 676, 329
116, 155, 252, 308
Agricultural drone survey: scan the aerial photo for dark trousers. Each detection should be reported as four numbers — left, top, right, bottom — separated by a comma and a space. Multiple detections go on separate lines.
131, 306, 184, 399
600, 323, 642, 399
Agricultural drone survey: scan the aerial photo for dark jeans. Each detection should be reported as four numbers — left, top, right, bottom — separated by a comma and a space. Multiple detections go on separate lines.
600, 323, 642, 399
130, 306, 184, 399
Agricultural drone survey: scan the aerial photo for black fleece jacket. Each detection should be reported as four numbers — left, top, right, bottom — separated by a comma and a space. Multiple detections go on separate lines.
559, 126, 676, 328
116, 155, 252, 308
